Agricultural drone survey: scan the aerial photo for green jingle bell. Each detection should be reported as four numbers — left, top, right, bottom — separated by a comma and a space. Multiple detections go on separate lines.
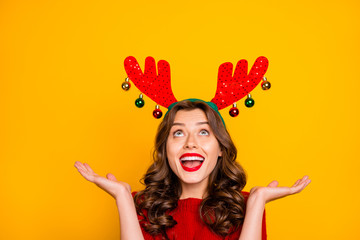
122, 77, 131, 91
245, 94, 255, 108
135, 93, 145, 108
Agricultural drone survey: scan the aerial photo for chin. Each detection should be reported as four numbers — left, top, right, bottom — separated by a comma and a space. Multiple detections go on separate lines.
179, 175, 208, 185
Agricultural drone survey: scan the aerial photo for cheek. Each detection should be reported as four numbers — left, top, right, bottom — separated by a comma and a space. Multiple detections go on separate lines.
207, 155, 219, 170
166, 140, 179, 167
202, 140, 221, 156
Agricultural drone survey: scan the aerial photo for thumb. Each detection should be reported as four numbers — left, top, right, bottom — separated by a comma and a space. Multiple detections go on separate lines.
106, 173, 118, 181
267, 180, 279, 187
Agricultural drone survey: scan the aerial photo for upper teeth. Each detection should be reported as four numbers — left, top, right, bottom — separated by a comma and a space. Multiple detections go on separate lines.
180, 156, 204, 161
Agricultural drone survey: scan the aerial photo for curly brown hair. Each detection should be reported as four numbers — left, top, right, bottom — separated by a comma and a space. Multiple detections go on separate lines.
134, 100, 247, 239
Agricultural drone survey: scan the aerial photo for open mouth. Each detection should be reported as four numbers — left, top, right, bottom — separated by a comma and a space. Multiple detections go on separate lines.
179, 156, 204, 172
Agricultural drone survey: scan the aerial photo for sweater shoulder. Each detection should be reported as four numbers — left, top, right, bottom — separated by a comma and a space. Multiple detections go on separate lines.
241, 191, 250, 198
241, 191, 250, 196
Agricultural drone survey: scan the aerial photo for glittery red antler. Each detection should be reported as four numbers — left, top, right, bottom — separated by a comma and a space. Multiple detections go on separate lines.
124, 56, 177, 108
211, 56, 269, 110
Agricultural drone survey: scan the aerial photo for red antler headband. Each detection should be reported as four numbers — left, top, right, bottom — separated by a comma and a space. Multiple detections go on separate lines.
122, 56, 270, 119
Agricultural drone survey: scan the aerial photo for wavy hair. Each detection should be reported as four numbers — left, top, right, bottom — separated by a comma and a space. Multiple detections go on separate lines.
134, 100, 247, 239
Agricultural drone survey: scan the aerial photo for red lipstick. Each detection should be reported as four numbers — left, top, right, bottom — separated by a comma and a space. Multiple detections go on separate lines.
179, 153, 205, 172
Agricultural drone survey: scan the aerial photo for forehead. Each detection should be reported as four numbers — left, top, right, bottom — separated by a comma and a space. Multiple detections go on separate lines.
173, 109, 208, 124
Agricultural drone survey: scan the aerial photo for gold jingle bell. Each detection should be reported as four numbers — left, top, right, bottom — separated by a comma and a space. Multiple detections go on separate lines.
261, 76, 271, 90
122, 77, 131, 91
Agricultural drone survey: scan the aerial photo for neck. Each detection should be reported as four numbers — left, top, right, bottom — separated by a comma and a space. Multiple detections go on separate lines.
179, 179, 208, 199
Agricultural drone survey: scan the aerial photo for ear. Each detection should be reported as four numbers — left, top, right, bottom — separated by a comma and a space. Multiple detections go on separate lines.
219, 150, 223, 157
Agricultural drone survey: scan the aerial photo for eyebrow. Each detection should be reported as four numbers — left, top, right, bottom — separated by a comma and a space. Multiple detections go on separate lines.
172, 121, 209, 126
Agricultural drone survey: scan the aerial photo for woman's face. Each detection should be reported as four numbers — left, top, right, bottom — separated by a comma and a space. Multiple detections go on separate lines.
166, 108, 222, 188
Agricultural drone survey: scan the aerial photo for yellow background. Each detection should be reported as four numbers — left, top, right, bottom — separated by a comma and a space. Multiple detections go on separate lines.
1, 0, 359, 239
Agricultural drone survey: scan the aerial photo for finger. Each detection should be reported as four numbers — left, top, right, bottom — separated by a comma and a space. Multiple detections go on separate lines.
304, 179, 312, 187
297, 176, 309, 187
106, 173, 118, 181
267, 180, 279, 187
291, 184, 305, 194
293, 175, 308, 186
74, 161, 82, 165
83, 163, 95, 173
291, 177, 311, 194
297, 179, 311, 192
301, 175, 309, 181
76, 167, 95, 182
293, 179, 301, 187
74, 161, 82, 169
74, 161, 83, 168
74, 161, 88, 172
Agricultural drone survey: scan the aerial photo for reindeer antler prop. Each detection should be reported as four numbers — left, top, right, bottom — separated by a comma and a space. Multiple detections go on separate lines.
123, 56, 177, 118
211, 56, 269, 117
122, 56, 270, 119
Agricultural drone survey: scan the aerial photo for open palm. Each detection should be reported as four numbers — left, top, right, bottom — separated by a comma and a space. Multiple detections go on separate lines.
250, 175, 311, 204
74, 161, 131, 199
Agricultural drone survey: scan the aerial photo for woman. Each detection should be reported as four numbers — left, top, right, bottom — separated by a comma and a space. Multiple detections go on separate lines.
74, 100, 311, 240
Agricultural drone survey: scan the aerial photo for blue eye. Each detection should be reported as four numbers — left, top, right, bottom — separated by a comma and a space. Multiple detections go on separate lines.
200, 129, 209, 135
174, 130, 184, 137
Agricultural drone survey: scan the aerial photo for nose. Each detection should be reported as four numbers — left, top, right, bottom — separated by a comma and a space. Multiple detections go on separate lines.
184, 134, 198, 149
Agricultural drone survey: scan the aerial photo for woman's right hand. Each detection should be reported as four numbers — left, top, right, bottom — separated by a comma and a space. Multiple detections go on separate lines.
75, 161, 145, 240
74, 161, 131, 199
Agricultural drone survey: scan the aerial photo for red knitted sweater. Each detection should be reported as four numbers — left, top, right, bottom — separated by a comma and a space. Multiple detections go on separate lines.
132, 191, 267, 240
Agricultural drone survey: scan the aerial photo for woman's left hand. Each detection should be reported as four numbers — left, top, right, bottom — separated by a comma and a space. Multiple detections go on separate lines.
249, 175, 311, 204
